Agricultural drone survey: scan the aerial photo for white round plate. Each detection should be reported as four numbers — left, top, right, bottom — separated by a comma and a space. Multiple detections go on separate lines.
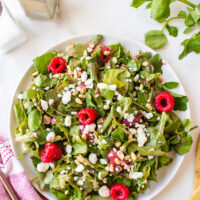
9, 34, 190, 200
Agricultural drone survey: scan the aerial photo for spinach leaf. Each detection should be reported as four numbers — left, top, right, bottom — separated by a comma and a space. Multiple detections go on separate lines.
101, 89, 115, 100
151, 0, 170, 22
89, 34, 103, 45
14, 102, 26, 123
28, 109, 42, 131
131, 0, 149, 8
179, 32, 200, 59
157, 155, 172, 168
33, 52, 56, 74
140, 70, 161, 81
166, 24, 178, 37
145, 30, 167, 49
174, 96, 188, 111
164, 82, 179, 89
67, 44, 87, 59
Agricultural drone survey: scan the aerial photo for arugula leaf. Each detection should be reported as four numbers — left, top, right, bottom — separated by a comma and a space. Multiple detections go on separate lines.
101, 89, 115, 100
51, 189, 67, 200
140, 70, 161, 81
179, 32, 200, 59
89, 34, 103, 45
151, 54, 163, 73
111, 127, 124, 141
157, 156, 172, 168
166, 24, 178, 37
103, 69, 129, 90
72, 142, 87, 155
151, 0, 170, 22
164, 81, 179, 89
131, 0, 149, 8
174, 134, 193, 155
14, 102, 27, 123
33, 52, 56, 74
145, 30, 167, 49
28, 109, 42, 131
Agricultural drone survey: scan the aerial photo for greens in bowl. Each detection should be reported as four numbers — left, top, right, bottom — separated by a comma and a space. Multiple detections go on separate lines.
14, 35, 194, 200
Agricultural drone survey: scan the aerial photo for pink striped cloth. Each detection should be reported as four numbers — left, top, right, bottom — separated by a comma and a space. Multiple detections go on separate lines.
0, 136, 46, 200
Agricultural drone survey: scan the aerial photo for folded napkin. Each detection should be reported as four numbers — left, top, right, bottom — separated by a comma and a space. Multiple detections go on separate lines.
0, 136, 45, 200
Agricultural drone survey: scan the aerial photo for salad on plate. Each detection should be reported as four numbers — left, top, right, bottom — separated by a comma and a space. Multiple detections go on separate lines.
14, 35, 194, 200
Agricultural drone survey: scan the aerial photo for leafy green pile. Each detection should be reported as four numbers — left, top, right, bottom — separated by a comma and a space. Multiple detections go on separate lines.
131, 0, 200, 59
14, 35, 194, 200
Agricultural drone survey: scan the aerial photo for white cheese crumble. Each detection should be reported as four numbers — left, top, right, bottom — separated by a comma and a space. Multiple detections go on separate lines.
88, 153, 98, 164
129, 128, 137, 135
117, 94, 123, 101
66, 144, 72, 154
130, 172, 144, 179
85, 79, 93, 89
145, 112, 153, 119
48, 99, 54, 106
98, 186, 110, 197
75, 164, 85, 173
37, 163, 49, 172
77, 180, 84, 185
74, 176, 78, 181
46, 131, 55, 141
134, 74, 140, 82
97, 83, 117, 91
124, 113, 134, 123
100, 158, 108, 165
112, 57, 117, 64
116, 106, 122, 114
82, 124, 96, 135
71, 111, 77, 115
87, 47, 93, 52
41, 100, 48, 111
64, 116, 72, 127
136, 125, 147, 147
81, 71, 88, 82
62, 91, 71, 104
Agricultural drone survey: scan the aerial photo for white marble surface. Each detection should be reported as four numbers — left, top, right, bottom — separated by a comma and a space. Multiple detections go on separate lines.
0, 0, 199, 199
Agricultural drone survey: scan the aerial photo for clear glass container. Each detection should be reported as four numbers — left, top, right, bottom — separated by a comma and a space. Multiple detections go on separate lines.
0, 1, 27, 53
19, 0, 58, 20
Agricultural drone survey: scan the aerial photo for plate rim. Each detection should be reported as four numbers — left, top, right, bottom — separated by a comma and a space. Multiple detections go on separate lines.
9, 33, 190, 200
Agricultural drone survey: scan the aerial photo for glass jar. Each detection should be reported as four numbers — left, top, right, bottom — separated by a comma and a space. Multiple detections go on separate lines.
0, 1, 27, 53
19, 0, 58, 20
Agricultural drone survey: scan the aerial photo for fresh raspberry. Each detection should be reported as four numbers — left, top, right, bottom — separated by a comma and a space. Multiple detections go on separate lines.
100, 45, 111, 64
77, 109, 97, 125
109, 184, 130, 200
107, 151, 119, 166
48, 57, 66, 74
154, 92, 174, 113
78, 83, 86, 88
123, 113, 143, 127
40, 142, 62, 163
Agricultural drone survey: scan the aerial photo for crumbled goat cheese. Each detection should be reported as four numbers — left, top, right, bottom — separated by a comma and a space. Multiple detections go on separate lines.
97, 83, 117, 91
57, 93, 62, 98
46, 131, 55, 141
64, 116, 72, 127
62, 91, 71, 104
100, 158, 108, 165
137, 126, 147, 147
66, 144, 72, 154
108, 84, 117, 91
48, 99, 54, 105
117, 94, 123, 101
82, 124, 96, 134
129, 128, 137, 134
41, 100, 48, 111
98, 186, 110, 197
89, 153, 98, 164
77, 180, 84, 185
116, 106, 122, 114
74, 176, 78, 181
37, 163, 49, 172
148, 156, 154, 160
87, 47, 93, 52
17, 94, 23, 100
124, 113, 134, 122
112, 57, 117, 64
134, 74, 140, 82
145, 112, 153, 119
81, 71, 88, 82
32, 132, 38, 138
75, 164, 85, 173
85, 79, 93, 88
130, 172, 144, 179
71, 111, 77, 115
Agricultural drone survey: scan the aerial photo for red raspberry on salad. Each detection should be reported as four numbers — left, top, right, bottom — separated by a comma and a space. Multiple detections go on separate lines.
100, 45, 111, 64
48, 57, 66, 74
154, 92, 174, 113
109, 184, 130, 200
77, 108, 97, 125
40, 142, 62, 163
